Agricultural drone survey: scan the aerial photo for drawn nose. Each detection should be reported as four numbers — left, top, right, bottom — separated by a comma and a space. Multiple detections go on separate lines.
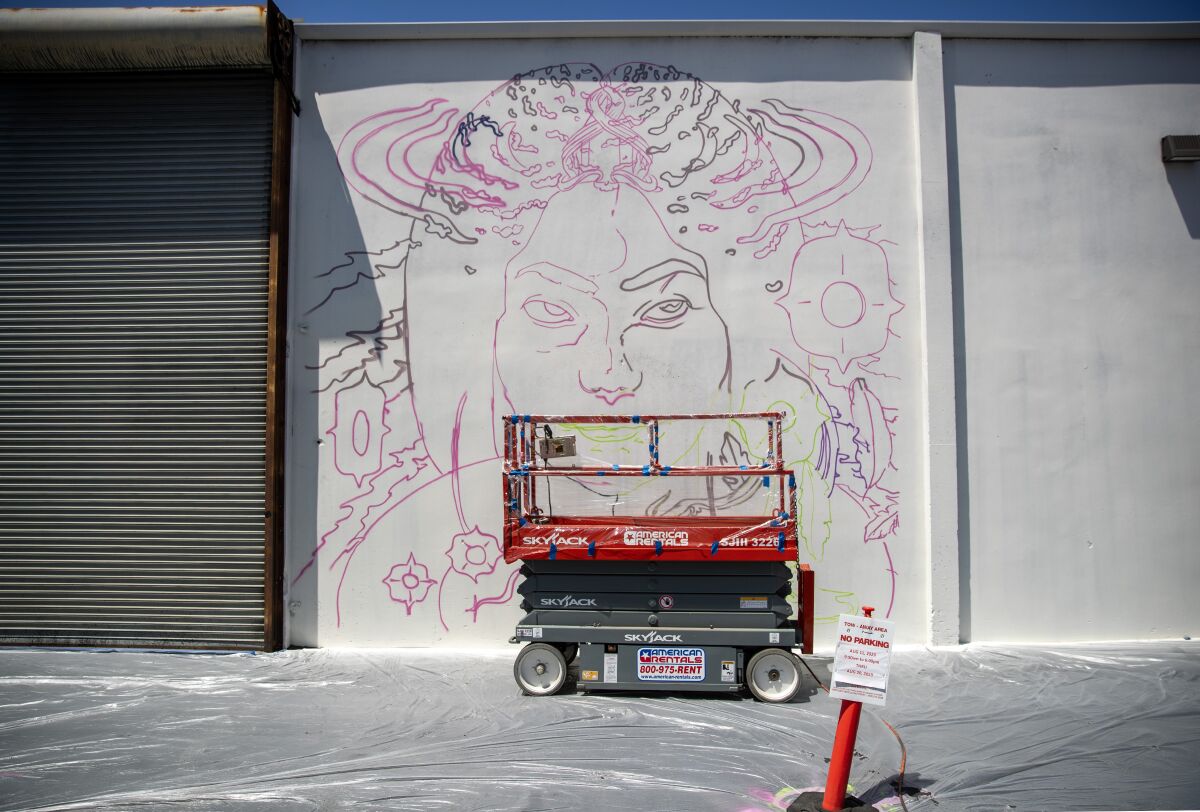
577, 365, 640, 406
577, 322, 640, 403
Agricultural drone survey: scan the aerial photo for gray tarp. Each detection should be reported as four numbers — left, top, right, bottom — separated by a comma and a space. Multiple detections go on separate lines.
1, 643, 1197, 810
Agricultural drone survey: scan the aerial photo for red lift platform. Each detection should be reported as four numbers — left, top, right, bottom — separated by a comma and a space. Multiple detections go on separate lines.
504, 413, 816, 702
504, 411, 802, 562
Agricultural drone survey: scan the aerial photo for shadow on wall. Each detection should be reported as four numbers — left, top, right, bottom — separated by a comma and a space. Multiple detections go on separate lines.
942, 43, 972, 644
299, 36, 913, 95
948, 39, 1200, 88
1165, 161, 1200, 239
284, 121, 380, 648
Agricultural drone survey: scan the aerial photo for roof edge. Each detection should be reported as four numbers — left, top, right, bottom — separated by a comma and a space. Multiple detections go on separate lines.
295, 19, 1200, 42
0, 6, 273, 71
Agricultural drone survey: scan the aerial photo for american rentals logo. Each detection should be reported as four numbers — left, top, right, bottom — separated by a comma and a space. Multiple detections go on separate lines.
622, 530, 689, 546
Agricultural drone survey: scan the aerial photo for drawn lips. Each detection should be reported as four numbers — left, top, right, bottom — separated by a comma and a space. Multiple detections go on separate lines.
591, 389, 635, 406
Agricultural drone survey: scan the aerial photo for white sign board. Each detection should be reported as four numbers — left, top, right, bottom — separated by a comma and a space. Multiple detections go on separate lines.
636, 647, 705, 682
829, 614, 894, 706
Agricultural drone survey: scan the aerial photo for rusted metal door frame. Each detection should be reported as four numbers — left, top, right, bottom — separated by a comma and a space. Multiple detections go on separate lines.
263, 1, 295, 652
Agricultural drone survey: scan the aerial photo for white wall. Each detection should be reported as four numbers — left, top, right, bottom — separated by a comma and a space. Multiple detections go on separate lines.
947, 39, 1200, 641
285, 36, 928, 648
285, 28, 1200, 649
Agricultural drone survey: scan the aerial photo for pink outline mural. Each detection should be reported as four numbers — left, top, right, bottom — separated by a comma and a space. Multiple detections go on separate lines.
297, 62, 908, 636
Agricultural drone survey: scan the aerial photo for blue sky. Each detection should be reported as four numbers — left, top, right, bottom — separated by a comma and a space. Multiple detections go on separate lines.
17, 0, 1200, 22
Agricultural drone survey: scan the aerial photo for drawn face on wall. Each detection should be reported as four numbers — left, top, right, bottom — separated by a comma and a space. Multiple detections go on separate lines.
494, 184, 731, 419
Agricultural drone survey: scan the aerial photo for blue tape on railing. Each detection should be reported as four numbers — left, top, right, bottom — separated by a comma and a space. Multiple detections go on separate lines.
740, 465, 748, 470
777, 531, 786, 551
523, 414, 531, 423
660, 466, 672, 476
612, 464, 620, 470
588, 541, 596, 557
762, 476, 770, 487
780, 512, 790, 520
511, 414, 518, 423
761, 462, 770, 468
642, 465, 650, 476
519, 517, 527, 528
631, 415, 641, 424
510, 500, 518, 511
597, 470, 606, 476
549, 543, 557, 560
788, 473, 796, 488
710, 541, 719, 556
654, 539, 663, 556
770, 519, 779, 527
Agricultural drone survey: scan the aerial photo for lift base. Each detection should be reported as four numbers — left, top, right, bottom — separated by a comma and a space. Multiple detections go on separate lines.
575, 642, 745, 693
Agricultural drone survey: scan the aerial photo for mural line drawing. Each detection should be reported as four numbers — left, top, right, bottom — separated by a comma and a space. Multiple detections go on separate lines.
296, 62, 906, 639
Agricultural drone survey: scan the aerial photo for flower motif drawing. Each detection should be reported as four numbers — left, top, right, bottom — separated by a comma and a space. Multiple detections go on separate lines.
326, 381, 391, 487
446, 527, 502, 583
381, 553, 437, 615
776, 222, 903, 373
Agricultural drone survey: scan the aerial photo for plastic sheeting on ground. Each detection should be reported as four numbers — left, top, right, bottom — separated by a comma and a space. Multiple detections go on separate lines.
0, 643, 1197, 811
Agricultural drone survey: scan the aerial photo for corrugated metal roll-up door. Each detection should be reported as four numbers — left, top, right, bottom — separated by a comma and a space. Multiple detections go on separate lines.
0, 71, 275, 649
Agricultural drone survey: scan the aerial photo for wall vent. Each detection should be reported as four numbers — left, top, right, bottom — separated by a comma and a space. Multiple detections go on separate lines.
1162, 135, 1200, 162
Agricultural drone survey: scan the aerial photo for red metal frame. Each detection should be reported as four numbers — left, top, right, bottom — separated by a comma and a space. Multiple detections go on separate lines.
502, 413, 800, 564
798, 563, 815, 655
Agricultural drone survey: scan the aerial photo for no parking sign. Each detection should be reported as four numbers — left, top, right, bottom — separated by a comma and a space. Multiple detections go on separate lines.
829, 613, 894, 707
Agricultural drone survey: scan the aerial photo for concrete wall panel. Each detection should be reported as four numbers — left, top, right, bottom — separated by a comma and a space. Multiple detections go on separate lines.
947, 39, 1200, 641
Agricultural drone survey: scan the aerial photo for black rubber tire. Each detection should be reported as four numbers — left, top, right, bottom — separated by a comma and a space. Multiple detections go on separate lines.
513, 643, 568, 696
557, 643, 579, 664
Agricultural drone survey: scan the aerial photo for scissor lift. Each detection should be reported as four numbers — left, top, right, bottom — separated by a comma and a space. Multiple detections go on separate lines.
503, 412, 815, 702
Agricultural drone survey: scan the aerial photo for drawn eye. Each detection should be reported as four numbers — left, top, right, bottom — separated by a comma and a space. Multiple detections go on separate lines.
639, 296, 693, 326
522, 298, 575, 327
